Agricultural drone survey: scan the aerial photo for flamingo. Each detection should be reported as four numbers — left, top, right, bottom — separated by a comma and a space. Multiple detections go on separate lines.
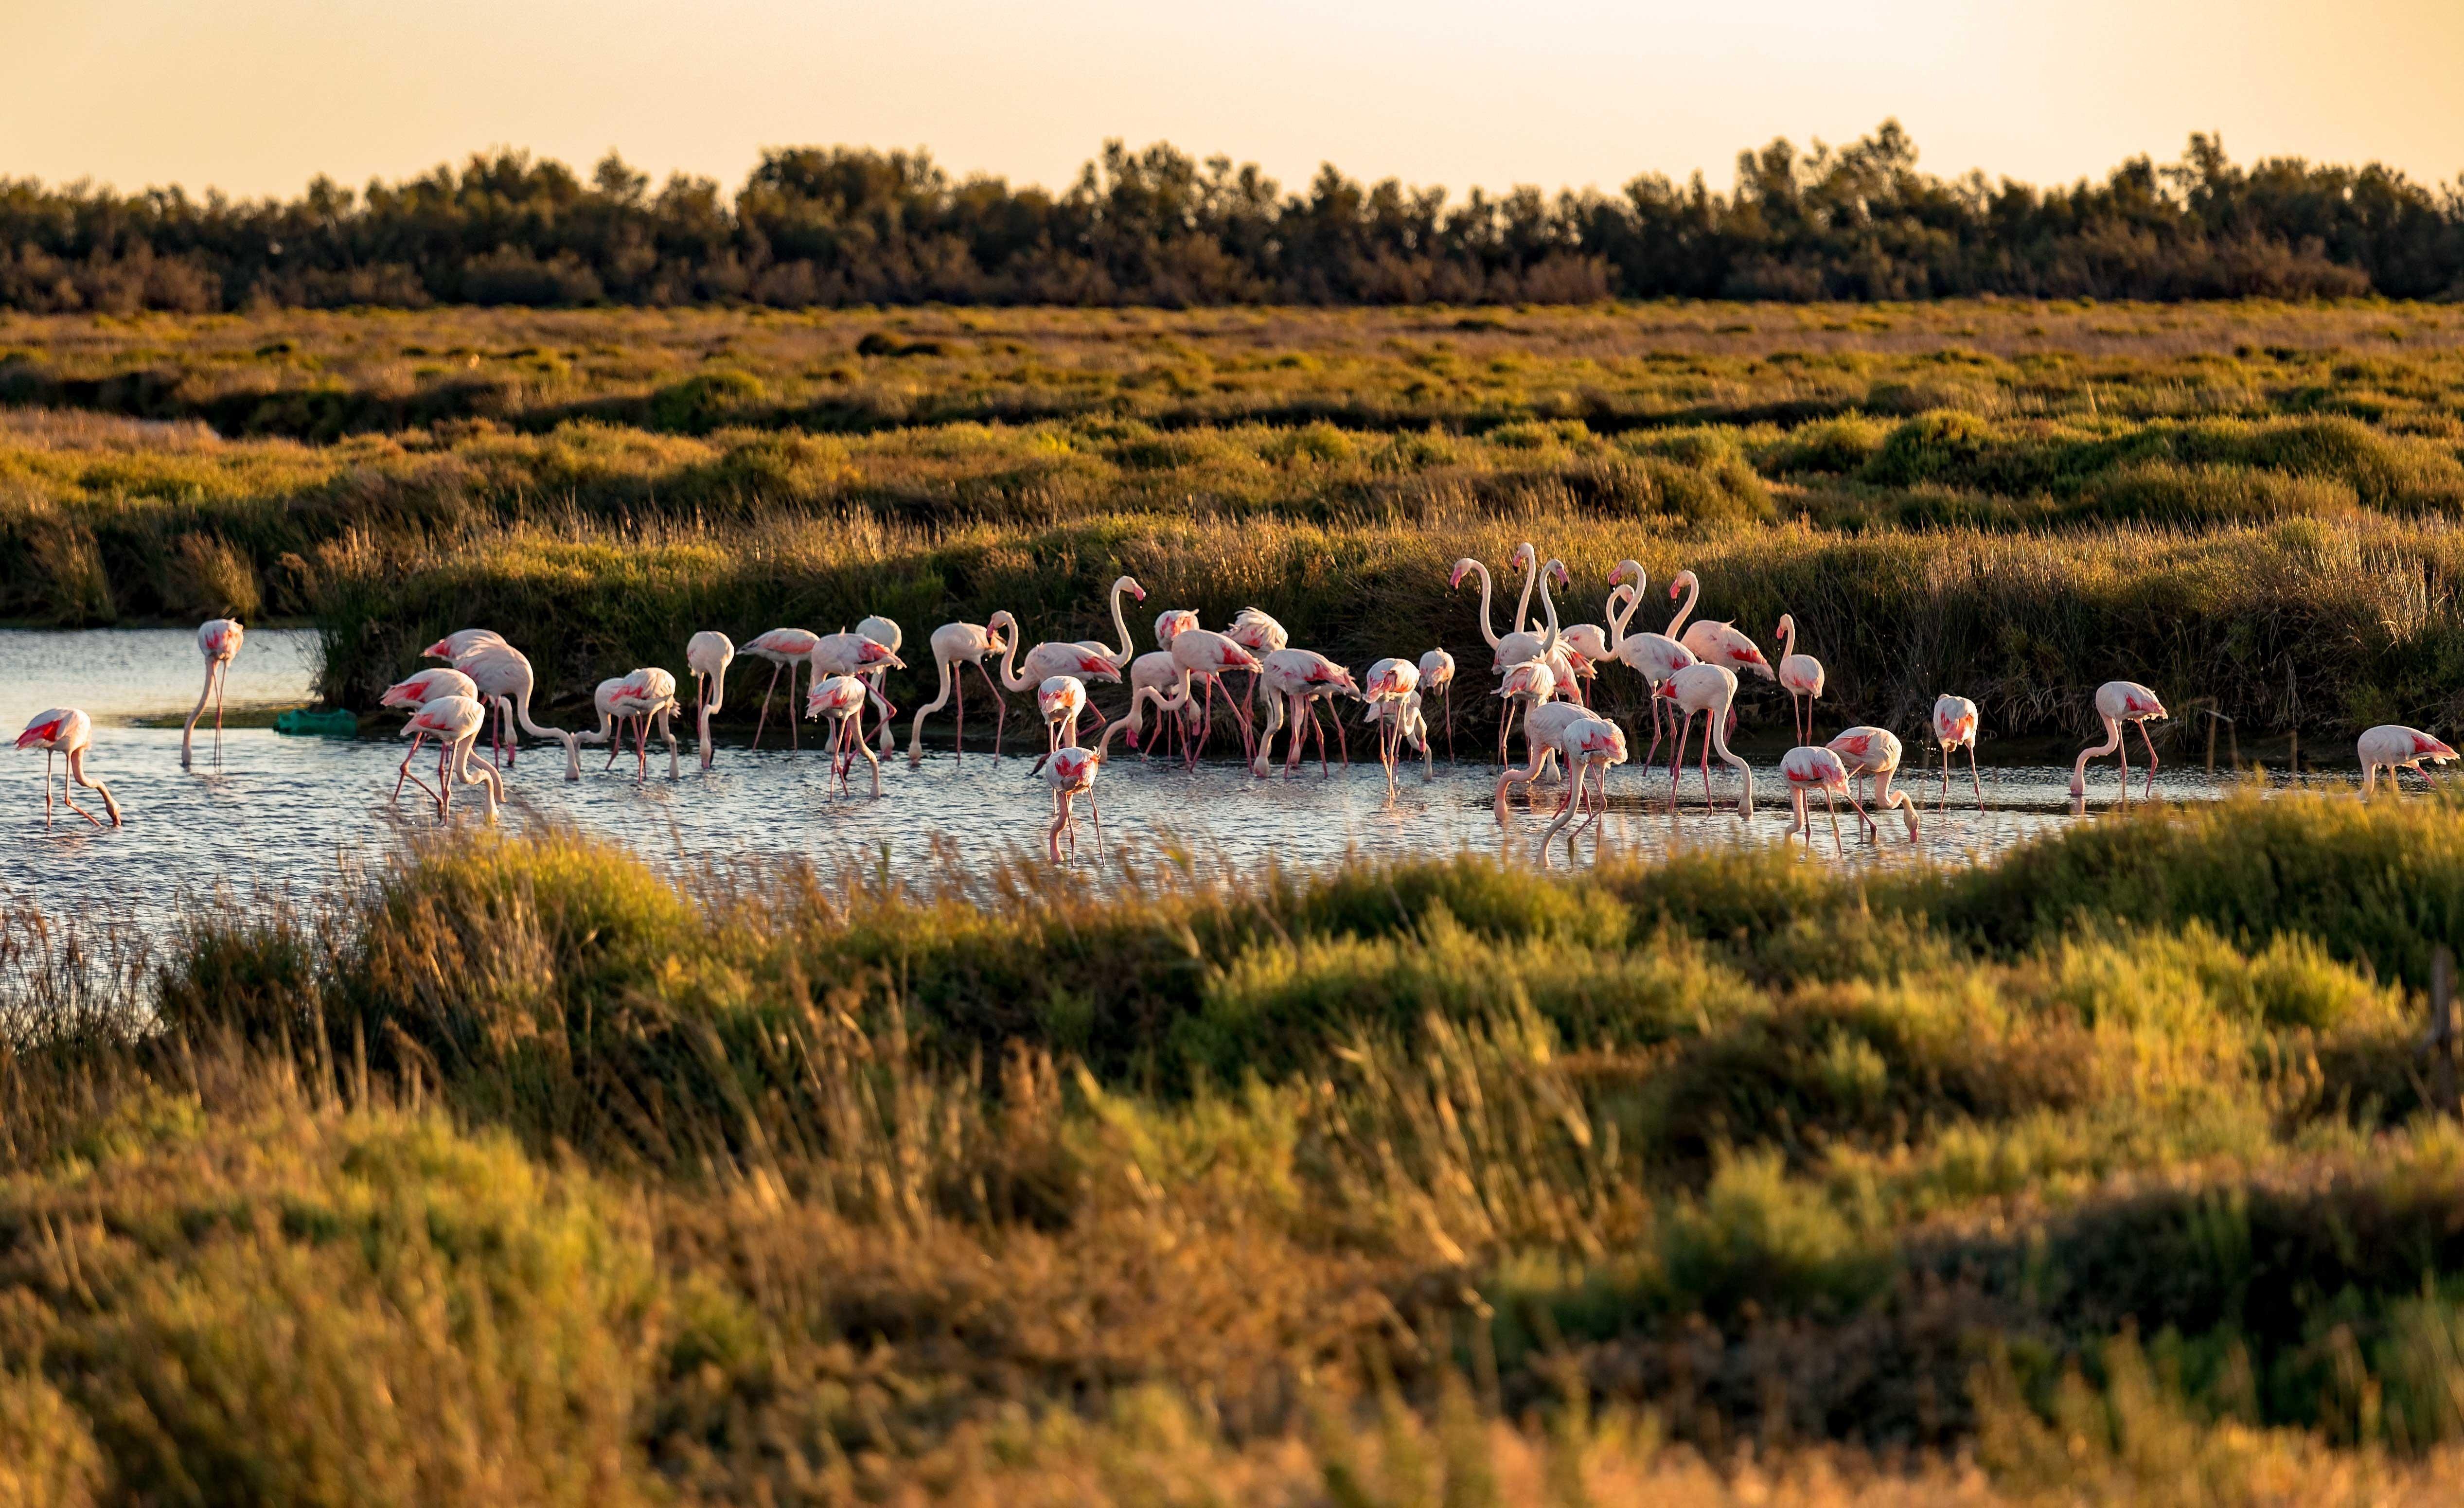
181, 618, 244, 768
1538, 715, 1630, 857
1780, 746, 1865, 855
905, 618, 1010, 765
1251, 649, 1360, 776
1493, 700, 1595, 817
608, 669, 681, 781
1418, 649, 1456, 763
1450, 545, 1543, 760
582, 677, 631, 769
805, 674, 882, 797
854, 615, 904, 754
1160, 628, 1264, 764
740, 628, 822, 751
1667, 569, 1774, 739
398, 694, 502, 820
687, 631, 734, 769
1225, 605, 1289, 719
991, 617, 1127, 758
1826, 726, 1919, 841
454, 642, 582, 780
1489, 558, 1567, 764
18, 708, 120, 828
2358, 725, 2457, 798
1364, 656, 1421, 791
2070, 680, 2169, 802
1489, 549, 1563, 676
381, 667, 478, 799
810, 626, 904, 753
1931, 695, 1982, 811
1124, 649, 1198, 760
1657, 662, 1753, 816
1774, 615, 1825, 744
1361, 689, 1434, 781
1039, 676, 1090, 751
1494, 658, 1560, 775
1604, 564, 1699, 771
1072, 576, 1149, 674
422, 628, 506, 663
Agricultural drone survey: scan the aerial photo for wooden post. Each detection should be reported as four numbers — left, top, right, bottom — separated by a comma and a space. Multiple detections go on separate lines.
2206, 711, 2217, 778
2433, 946, 2457, 1117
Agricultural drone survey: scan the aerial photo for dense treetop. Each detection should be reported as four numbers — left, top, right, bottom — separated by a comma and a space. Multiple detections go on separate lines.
4, 122, 2460, 310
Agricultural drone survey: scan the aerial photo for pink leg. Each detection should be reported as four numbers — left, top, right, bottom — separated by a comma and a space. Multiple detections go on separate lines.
393, 731, 431, 800
1669, 712, 1693, 804
973, 661, 1007, 758
1444, 685, 1455, 764
750, 665, 780, 750
1968, 746, 1982, 810
2135, 720, 2161, 798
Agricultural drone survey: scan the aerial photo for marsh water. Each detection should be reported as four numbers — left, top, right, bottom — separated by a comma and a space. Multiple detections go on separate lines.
6, 628, 2330, 934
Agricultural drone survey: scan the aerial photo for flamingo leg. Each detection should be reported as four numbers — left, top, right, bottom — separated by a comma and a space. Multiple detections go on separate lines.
1086, 788, 1104, 853
2135, 720, 2161, 798
1968, 745, 1982, 810
392, 730, 431, 800
1824, 790, 1846, 855
1669, 711, 1693, 807
951, 672, 964, 764
1938, 743, 1950, 813
751, 663, 781, 750
1444, 685, 1455, 764
213, 662, 228, 747
1790, 789, 1808, 845
973, 661, 1007, 758
2115, 726, 2131, 802
41, 747, 56, 826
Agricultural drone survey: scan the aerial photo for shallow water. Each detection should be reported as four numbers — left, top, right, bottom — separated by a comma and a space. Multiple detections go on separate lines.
3, 629, 2340, 935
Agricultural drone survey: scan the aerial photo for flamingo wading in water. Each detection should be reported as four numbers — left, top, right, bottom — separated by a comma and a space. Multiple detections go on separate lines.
1780, 745, 1865, 856
381, 667, 478, 800
740, 628, 822, 752
2358, 725, 2457, 798
1931, 695, 1982, 811
1538, 715, 1630, 859
905, 617, 1010, 765
687, 631, 734, 770
1774, 614, 1825, 745
182, 618, 244, 768
1826, 726, 1919, 842
1658, 662, 1753, 817
18, 708, 121, 828
2070, 680, 2169, 803
398, 694, 502, 820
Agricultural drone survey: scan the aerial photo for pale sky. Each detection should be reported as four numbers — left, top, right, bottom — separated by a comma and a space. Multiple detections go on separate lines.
9, 0, 2464, 202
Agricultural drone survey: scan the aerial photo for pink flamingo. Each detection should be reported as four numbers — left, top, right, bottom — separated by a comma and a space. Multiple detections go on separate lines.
1450, 545, 1543, 758
1604, 564, 1699, 772
1657, 662, 1753, 816
608, 669, 681, 781
1364, 656, 1421, 791
1361, 687, 1435, 781
2358, 725, 2457, 798
1826, 726, 1919, 841
1931, 695, 1982, 811
398, 694, 502, 820
1538, 715, 1630, 857
1031, 720, 1137, 862
905, 618, 1010, 765
805, 674, 882, 796
1494, 700, 1595, 817
1252, 649, 1360, 776
2070, 680, 2169, 802
1667, 569, 1774, 738
181, 617, 245, 768
1225, 606, 1288, 718
1160, 628, 1264, 764
854, 615, 904, 754
1039, 676, 1090, 751
453, 642, 581, 780
1123, 649, 1198, 761
1418, 649, 1456, 763
18, 708, 121, 828
740, 628, 822, 751
1487, 558, 1566, 764
1780, 745, 1864, 855
1774, 615, 1825, 745
992, 617, 1126, 758
809, 625, 904, 752
422, 628, 506, 662
687, 631, 734, 770
381, 667, 478, 799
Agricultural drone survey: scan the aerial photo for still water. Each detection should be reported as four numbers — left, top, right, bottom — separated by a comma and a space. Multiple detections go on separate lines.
4, 629, 2313, 933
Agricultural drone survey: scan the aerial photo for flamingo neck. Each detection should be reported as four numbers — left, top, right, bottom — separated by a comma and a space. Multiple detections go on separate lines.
1510, 550, 1538, 635
1606, 582, 1642, 652
1103, 583, 1135, 667
1466, 562, 1500, 649
1667, 574, 1700, 639
1535, 561, 1563, 657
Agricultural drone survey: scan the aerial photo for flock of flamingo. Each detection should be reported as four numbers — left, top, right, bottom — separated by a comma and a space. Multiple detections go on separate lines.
18, 545, 2463, 860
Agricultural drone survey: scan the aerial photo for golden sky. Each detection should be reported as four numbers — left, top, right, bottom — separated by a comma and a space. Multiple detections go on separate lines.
10, 0, 2464, 199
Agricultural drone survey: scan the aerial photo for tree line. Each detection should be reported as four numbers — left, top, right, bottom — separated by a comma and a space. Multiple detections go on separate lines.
3, 121, 2459, 312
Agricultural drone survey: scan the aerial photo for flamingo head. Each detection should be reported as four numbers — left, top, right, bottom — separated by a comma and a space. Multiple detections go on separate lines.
1448, 558, 1477, 590
1511, 542, 1535, 568
1154, 609, 1197, 647
1115, 575, 1147, 605
420, 636, 456, 659
982, 625, 1008, 654
1549, 560, 1570, 588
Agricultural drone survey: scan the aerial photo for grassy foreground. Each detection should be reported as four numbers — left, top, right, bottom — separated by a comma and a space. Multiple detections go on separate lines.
11, 793, 2464, 1500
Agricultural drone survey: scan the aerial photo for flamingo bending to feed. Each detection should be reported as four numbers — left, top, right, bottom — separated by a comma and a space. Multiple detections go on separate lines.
607, 669, 681, 781
810, 625, 904, 752
2358, 725, 2457, 798
18, 708, 121, 828
1774, 615, 1825, 744
1826, 726, 1920, 841
1364, 656, 1421, 790
1487, 557, 1567, 765
398, 694, 502, 820
182, 618, 245, 768
1225, 606, 1288, 714
1931, 695, 1982, 811
1494, 700, 1596, 818
2070, 680, 2169, 802
1667, 569, 1773, 739
1780, 746, 1865, 855
1450, 545, 1542, 757
854, 615, 903, 753
454, 642, 581, 780
1494, 658, 1560, 775
1418, 649, 1456, 763
422, 628, 506, 663
382, 667, 478, 799
1657, 662, 1754, 816
1252, 649, 1360, 776
1603, 564, 1699, 770
905, 618, 1010, 765
1039, 676, 1091, 751
1361, 688, 1434, 780
805, 674, 883, 797
1124, 649, 1201, 760
740, 628, 822, 751
1032, 720, 1137, 862
1159, 628, 1264, 764
687, 631, 735, 770
1538, 715, 1630, 856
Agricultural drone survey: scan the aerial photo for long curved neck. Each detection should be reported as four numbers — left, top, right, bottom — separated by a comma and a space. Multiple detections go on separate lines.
1705, 696, 1752, 814
1776, 618, 1796, 659
1103, 582, 1135, 667
1464, 562, 1499, 649
1510, 549, 1538, 634
511, 679, 562, 740
1607, 582, 1642, 653
994, 618, 1030, 692
1536, 562, 1562, 657
1667, 574, 1700, 639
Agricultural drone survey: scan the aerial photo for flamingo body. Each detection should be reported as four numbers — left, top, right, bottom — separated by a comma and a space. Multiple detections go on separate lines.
2358, 725, 2457, 798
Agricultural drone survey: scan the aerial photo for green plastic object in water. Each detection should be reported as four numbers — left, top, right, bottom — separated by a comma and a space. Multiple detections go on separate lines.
273, 708, 360, 737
